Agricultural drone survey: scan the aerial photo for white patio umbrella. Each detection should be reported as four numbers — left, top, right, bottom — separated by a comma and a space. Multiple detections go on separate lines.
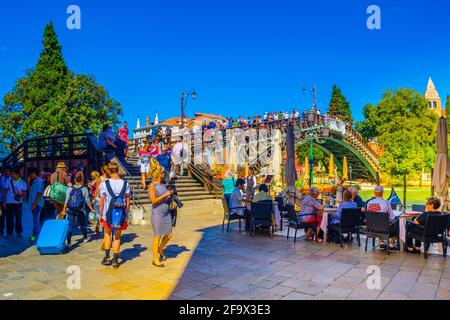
227, 131, 237, 171
432, 117, 449, 211
272, 129, 283, 188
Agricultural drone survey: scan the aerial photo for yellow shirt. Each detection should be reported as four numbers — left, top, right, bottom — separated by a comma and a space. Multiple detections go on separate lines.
252, 191, 272, 203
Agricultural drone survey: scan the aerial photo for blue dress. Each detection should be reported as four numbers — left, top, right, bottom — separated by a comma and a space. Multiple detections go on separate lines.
151, 183, 172, 237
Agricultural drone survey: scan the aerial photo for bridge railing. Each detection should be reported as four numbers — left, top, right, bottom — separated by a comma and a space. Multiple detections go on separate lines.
2, 133, 104, 176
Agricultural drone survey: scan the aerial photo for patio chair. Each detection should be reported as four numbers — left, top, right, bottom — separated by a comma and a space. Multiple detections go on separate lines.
250, 201, 273, 238
286, 204, 318, 243
327, 208, 363, 248
411, 204, 426, 213
365, 211, 393, 256
275, 196, 288, 231
221, 197, 247, 233
407, 213, 449, 259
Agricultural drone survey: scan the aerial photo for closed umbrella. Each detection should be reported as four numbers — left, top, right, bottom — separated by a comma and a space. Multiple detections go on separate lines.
303, 156, 309, 182
328, 154, 335, 180
342, 156, 349, 181
285, 125, 298, 187
227, 131, 237, 171
432, 117, 449, 211
272, 129, 283, 187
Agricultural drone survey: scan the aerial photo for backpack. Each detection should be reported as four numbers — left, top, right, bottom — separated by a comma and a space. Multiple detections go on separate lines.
67, 187, 85, 212
50, 172, 68, 204
105, 180, 128, 229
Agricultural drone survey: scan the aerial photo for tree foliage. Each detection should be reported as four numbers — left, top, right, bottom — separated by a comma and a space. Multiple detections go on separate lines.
355, 89, 438, 182
328, 85, 353, 124
0, 22, 121, 149
296, 143, 329, 170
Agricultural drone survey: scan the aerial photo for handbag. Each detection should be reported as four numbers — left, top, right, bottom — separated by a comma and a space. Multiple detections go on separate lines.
10, 179, 22, 202
43, 185, 52, 199
170, 208, 178, 227
49, 172, 68, 205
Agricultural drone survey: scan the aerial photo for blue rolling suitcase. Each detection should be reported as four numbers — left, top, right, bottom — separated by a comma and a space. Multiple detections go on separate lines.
36, 219, 69, 255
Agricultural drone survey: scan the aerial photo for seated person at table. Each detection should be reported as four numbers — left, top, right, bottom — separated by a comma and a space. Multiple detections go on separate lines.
366, 186, 399, 251
229, 179, 252, 229
331, 190, 357, 225
299, 187, 324, 241
405, 197, 441, 254
253, 184, 272, 203
349, 186, 365, 209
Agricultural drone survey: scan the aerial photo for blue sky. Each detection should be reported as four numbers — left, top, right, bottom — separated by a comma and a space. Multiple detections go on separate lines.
1, 0, 449, 129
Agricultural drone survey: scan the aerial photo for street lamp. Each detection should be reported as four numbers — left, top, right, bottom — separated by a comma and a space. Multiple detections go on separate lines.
302, 85, 318, 111
295, 127, 329, 187
349, 165, 353, 181
180, 90, 198, 127
296, 84, 329, 187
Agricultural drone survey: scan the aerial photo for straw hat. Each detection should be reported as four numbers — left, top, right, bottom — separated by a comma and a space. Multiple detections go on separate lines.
56, 162, 67, 170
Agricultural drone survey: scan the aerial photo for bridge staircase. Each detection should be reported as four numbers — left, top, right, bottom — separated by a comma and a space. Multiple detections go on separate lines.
121, 152, 221, 204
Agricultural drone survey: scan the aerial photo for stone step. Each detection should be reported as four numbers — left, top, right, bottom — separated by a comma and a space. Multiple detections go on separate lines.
137, 194, 219, 204
132, 188, 208, 196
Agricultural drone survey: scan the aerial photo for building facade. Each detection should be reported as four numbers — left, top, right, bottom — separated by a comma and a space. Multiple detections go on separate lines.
425, 77, 445, 117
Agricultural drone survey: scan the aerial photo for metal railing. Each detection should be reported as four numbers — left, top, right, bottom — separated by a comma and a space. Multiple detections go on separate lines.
2, 133, 103, 176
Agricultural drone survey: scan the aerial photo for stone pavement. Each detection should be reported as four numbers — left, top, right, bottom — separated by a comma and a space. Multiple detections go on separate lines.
1, 201, 450, 300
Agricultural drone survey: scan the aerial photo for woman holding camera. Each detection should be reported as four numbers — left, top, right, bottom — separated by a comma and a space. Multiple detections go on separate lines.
148, 164, 174, 267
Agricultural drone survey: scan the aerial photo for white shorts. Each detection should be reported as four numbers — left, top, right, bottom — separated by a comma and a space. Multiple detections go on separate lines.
140, 163, 150, 173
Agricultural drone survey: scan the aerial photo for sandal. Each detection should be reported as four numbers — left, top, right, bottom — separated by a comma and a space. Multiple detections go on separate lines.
152, 260, 165, 268
112, 258, 120, 269
101, 257, 112, 266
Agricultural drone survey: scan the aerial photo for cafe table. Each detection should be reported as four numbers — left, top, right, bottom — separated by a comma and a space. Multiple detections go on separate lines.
393, 210, 423, 251
320, 206, 338, 243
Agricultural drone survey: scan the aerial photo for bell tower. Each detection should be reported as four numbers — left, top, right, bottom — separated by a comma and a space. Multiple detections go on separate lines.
425, 77, 443, 117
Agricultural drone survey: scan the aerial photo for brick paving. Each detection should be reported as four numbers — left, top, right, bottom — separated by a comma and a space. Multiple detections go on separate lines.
1, 201, 450, 300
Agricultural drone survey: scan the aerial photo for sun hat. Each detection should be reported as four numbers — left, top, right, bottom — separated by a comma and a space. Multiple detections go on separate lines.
56, 162, 67, 170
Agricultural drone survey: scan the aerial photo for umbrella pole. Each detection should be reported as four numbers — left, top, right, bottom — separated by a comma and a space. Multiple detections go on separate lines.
431, 168, 435, 197
403, 173, 407, 211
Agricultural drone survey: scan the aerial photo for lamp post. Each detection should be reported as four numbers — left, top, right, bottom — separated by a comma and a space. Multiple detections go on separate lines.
297, 84, 329, 187
349, 165, 353, 181
180, 90, 198, 127
296, 124, 329, 187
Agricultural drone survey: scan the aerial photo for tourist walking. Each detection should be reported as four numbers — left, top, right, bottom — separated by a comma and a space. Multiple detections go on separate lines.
4, 168, 27, 239
93, 166, 110, 235
50, 162, 71, 214
156, 146, 173, 184
27, 167, 45, 243
40, 169, 55, 224
172, 137, 185, 176
60, 172, 96, 246
138, 143, 152, 189
98, 162, 131, 269
0, 167, 10, 238
148, 164, 174, 268
118, 121, 129, 156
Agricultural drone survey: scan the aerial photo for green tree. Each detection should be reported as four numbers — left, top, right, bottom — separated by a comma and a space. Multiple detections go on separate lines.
356, 89, 438, 183
0, 22, 121, 149
296, 144, 329, 169
328, 85, 353, 124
